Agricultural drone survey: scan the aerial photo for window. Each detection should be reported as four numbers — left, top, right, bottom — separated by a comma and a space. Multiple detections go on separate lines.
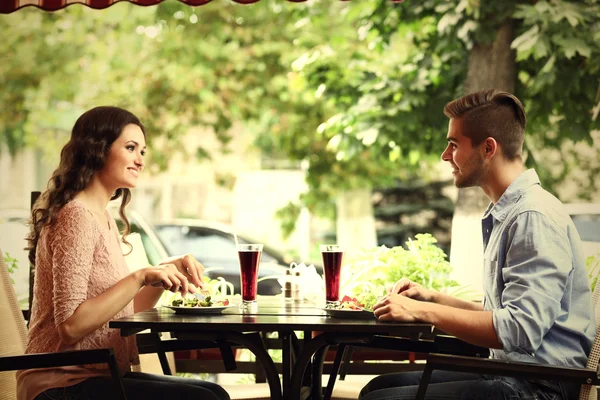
571, 214, 600, 242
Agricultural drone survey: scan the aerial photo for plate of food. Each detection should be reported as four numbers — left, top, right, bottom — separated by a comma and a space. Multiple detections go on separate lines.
163, 294, 231, 315
323, 295, 375, 319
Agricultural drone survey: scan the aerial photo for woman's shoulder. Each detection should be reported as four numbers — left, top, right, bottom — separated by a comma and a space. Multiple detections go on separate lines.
54, 200, 97, 229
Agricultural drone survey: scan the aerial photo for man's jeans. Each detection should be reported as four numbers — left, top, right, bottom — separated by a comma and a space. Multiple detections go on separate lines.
34, 371, 230, 400
359, 370, 579, 400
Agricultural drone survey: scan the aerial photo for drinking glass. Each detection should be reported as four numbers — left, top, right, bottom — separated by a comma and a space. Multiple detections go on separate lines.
320, 244, 345, 304
237, 243, 263, 311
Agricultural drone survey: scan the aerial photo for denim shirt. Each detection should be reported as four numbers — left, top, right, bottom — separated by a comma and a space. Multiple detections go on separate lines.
482, 169, 594, 367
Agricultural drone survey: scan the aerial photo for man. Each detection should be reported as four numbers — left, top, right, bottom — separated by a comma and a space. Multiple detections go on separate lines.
359, 89, 595, 400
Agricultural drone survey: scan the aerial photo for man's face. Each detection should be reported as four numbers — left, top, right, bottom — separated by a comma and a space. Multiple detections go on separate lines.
441, 118, 485, 188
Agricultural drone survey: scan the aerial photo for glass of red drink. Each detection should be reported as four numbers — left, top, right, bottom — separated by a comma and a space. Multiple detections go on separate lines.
237, 243, 263, 311
320, 244, 345, 304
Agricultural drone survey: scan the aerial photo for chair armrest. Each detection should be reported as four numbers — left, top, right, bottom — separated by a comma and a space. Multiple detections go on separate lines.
425, 353, 599, 385
0, 348, 119, 372
433, 335, 489, 357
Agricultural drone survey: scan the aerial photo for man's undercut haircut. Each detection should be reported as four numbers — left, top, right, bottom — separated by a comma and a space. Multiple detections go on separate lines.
443, 89, 526, 161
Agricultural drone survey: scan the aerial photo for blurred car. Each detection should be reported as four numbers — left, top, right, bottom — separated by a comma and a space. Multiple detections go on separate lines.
154, 220, 294, 296
112, 209, 170, 267
564, 203, 600, 260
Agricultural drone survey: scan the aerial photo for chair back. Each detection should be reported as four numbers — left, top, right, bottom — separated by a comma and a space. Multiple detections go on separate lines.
0, 248, 29, 400
580, 273, 600, 400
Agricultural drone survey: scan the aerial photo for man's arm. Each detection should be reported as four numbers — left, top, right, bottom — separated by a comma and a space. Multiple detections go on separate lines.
374, 294, 502, 349
431, 291, 484, 311
392, 278, 483, 311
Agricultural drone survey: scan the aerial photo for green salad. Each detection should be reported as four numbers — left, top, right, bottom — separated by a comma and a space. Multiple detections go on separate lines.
171, 296, 229, 308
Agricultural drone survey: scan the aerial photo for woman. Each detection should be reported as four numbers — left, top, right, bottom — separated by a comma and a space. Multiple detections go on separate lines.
17, 106, 230, 400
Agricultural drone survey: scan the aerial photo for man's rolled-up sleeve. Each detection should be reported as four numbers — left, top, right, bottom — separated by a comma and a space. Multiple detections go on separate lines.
492, 211, 572, 354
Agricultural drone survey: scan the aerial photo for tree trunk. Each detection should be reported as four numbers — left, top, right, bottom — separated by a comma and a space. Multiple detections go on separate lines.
449, 21, 516, 291
336, 188, 377, 255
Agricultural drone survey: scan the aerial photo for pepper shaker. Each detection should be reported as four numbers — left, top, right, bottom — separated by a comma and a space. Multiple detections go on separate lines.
283, 270, 293, 304
293, 271, 302, 302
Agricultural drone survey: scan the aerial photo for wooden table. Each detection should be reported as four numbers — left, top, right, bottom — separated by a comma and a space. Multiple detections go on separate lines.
110, 299, 433, 400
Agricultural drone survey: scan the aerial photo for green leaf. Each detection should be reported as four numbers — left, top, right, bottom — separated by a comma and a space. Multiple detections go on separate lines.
511, 25, 540, 53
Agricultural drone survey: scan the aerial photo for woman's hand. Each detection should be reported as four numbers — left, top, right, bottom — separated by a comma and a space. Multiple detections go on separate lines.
141, 263, 194, 297
159, 254, 205, 290
390, 278, 436, 303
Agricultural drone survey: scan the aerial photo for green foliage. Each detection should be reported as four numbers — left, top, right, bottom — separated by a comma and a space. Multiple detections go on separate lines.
1, 0, 599, 233
341, 233, 458, 310
587, 254, 600, 293
272, 0, 600, 230
4, 252, 18, 284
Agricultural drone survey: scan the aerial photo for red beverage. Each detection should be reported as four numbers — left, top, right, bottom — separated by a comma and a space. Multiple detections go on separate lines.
321, 251, 343, 302
238, 250, 261, 302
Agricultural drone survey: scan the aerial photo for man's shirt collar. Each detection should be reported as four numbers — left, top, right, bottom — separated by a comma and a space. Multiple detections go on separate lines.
483, 169, 541, 222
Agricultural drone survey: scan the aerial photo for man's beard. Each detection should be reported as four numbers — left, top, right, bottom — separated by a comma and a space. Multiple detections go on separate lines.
455, 154, 485, 189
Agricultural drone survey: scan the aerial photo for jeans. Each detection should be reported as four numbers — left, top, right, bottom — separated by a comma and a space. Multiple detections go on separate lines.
359, 370, 580, 400
34, 371, 230, 400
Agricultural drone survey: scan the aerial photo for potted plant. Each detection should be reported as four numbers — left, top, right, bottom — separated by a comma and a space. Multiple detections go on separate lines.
329, 233, 460, 363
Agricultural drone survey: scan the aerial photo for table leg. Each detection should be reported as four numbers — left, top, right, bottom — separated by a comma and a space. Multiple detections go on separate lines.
281, 331, 293, 398
302, 330, 312, 386
311, 345, 329, 399
290, 333, 330, 400
323, 344, 346, 400
225, 332, 283, 400
150, 332, 172, 375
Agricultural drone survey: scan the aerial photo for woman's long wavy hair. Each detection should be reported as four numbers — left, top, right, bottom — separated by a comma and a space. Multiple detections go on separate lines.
26, 106, 146, 264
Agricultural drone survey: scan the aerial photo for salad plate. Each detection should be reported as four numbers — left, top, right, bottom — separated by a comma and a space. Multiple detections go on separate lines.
322, 295, 375, 318
163, 305, 230, 315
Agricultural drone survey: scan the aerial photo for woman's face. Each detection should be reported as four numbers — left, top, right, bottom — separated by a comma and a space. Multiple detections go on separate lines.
97, 124, 146, 191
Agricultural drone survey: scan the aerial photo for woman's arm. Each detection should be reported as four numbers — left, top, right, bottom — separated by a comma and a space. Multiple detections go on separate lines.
133, 285, 164, 313
58, 270, 145, 344
58, 264, 188, 344
133, 254, 205, 313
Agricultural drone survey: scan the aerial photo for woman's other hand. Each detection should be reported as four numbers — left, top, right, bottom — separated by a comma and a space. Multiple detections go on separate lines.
160, 254, 205, 290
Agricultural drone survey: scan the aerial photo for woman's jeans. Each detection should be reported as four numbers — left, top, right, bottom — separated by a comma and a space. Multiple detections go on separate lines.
359, 370, 580, 400
34, 371, 230, 400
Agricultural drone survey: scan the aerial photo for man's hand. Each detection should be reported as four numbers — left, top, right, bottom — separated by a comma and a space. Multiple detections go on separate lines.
160, 254, 205, 290
373, 293, 421, 322
391, 278, 436, 302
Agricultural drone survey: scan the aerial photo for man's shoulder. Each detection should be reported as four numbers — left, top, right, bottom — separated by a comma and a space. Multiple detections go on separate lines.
511, 186, 571, 230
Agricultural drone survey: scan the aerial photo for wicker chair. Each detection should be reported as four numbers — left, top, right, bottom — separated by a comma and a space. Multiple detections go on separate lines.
416, 276, 600, 400
0, 249, 127, 400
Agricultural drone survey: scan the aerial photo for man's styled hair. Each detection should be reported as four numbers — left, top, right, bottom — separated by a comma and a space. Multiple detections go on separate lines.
443, 89, 526, 161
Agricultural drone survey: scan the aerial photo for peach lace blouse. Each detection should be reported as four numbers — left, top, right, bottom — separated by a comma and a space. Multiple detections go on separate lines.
16, 200, 139, 400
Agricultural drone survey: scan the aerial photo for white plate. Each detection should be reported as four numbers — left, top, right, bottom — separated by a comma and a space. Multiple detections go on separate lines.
322, 308, 375, 319
163, 305, 229, 315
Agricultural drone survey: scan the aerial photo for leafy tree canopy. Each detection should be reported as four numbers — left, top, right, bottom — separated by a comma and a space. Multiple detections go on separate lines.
1, 0, 599, 234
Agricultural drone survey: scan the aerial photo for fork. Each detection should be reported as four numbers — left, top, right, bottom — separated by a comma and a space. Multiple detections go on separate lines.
193, 288, 211, 301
